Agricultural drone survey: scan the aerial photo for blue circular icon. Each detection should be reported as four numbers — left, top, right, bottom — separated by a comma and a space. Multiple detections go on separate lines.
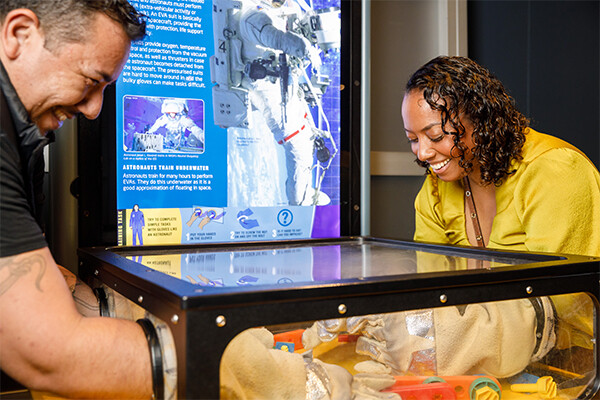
277, 209, 293, 226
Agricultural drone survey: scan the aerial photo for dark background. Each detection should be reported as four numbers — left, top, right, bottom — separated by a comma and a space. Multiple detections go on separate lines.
468, 0, 599, 167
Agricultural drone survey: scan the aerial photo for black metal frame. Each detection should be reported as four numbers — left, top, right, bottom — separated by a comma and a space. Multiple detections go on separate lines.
78, 237, 600, 399
341, 0, 363, 236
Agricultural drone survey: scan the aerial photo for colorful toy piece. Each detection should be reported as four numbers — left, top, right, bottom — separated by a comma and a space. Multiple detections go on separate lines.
273, 329, 305, 351
469, 377, 501, 400
510, 376, 557, 399
274, 342, 295, 353
384, 375, 502, 400
385, 382, 457, 400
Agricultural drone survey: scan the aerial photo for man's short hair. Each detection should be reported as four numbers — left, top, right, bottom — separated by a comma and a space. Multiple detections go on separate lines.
0, 0, 146, 50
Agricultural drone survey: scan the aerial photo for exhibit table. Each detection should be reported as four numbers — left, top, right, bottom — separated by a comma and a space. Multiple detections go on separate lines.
78, 237, 600, 399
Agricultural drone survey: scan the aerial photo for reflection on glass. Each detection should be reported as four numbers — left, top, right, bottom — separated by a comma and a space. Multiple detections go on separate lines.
124, 241, 540, 288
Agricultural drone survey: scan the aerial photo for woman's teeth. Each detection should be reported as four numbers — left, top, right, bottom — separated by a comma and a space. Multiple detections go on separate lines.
430, 159, 450, 170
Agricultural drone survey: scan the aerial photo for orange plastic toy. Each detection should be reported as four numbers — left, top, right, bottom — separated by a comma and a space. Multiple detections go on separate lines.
384, 375, 502, 400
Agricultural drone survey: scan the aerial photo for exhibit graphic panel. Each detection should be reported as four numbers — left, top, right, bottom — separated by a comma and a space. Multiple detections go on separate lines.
117, 0, 343, 245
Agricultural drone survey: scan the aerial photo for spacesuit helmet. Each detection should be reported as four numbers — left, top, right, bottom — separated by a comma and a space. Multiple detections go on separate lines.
161, 99, 186, 120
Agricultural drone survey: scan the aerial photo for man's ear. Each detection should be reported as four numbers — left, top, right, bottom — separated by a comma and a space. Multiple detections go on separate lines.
1, 9, 41, 60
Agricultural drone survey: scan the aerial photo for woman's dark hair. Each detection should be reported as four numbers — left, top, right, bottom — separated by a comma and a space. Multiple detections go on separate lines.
0, 0, 146, 50
406, 56, 529, 185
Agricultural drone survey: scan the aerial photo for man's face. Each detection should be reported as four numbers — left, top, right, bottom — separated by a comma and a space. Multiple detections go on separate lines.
21, 13, 131, 133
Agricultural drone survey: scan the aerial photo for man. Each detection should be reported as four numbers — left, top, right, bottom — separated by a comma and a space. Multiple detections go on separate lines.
0, 1, 155, 398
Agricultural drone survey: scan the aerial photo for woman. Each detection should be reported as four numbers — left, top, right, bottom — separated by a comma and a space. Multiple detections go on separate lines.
405, 56, 600, 256
222, 57, 600, 396
400, 56, 598, 376
304, 57, 599, 381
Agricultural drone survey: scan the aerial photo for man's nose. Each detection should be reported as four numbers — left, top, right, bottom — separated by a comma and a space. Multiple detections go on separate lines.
76, 87, 105, 120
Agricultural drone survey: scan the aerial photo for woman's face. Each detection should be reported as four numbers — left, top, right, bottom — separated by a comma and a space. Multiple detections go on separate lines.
402, 90, 475, 182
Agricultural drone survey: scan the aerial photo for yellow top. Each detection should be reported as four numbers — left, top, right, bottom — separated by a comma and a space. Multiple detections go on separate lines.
414, 128, 600, 258
413, 129, 599, 350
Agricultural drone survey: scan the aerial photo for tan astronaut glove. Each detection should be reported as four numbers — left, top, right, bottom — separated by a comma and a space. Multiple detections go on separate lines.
303, 311, 434, 373
433, 299, 539, 377
303, 298, 556, 378
221, 327, 314, 399
221, 327, 401, 399
97, 285, 146, 320
351, 361, 401, 400
56, 265, 100, 317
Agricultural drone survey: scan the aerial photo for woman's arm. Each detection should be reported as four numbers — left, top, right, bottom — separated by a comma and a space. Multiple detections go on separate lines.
515, 148, 600, 257
413, 176, 450, 244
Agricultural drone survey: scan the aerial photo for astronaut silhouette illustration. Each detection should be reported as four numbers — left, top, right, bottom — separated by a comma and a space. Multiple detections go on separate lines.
129, 204, 145, 246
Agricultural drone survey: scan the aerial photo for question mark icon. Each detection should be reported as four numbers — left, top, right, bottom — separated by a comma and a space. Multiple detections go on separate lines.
277, 209, 293, 226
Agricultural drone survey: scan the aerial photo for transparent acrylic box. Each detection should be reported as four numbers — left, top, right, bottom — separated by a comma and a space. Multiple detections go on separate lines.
79, 237, 600, 399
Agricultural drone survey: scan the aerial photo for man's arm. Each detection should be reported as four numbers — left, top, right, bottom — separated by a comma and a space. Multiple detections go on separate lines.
0, 247, 153, 399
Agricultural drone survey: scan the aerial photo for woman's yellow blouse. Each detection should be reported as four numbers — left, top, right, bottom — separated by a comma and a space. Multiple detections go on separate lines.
414, 129, 599, 350
414, 129, 600, 258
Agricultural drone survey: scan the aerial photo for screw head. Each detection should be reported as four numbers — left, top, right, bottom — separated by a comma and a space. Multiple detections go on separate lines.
440, 294, 448, 303
216, 315, 226, 327
526, 286, 533, 294
137, 295, 143, 303
338, 304, 347, 315
171, 314, 179, 324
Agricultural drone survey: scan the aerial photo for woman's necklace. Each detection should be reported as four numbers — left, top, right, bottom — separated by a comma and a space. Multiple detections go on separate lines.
462, 176, 486, 248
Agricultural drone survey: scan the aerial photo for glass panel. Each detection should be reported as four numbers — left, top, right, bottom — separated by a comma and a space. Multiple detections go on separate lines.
221, 293, 596, 399
118, 241, 553, 288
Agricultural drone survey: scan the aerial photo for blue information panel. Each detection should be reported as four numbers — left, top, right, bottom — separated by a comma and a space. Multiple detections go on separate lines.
116, 0, 342, 245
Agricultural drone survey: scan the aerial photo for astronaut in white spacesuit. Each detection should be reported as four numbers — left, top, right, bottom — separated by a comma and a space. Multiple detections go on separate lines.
211, 0, 336, 205
242, 0, 326, 205
147, 99, 205, 151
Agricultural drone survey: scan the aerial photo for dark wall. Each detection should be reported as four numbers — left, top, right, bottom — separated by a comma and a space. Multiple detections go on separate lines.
468, 0, 599, 168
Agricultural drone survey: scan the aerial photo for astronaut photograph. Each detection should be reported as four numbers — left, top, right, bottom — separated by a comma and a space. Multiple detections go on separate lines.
123, 95, 205, 153
210, 0, 342, 207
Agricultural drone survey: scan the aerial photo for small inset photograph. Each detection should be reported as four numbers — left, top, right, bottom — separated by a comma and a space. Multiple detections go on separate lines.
123, 95, 205, 153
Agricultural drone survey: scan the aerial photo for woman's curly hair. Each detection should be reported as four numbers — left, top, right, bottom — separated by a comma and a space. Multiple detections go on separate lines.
406, 56, 529, 185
